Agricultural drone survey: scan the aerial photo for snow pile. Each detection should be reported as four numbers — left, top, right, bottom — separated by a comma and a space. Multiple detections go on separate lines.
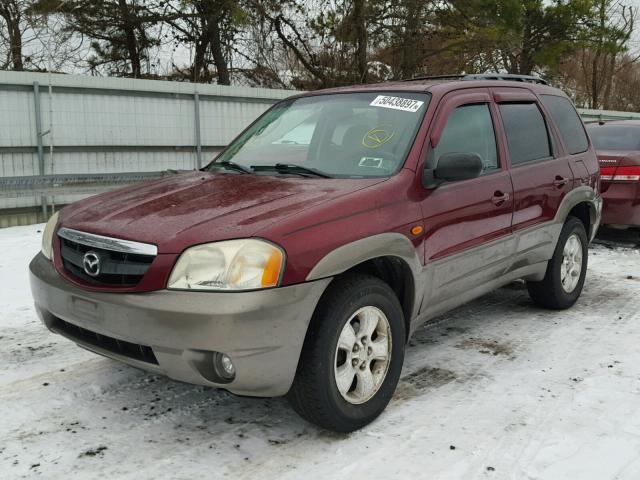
1, 224, 640, 479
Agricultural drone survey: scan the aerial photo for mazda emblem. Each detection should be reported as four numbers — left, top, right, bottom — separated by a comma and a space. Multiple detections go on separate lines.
82, 251, 101, 277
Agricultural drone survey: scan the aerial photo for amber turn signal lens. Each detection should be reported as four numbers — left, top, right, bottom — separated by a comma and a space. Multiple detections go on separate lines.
261, 248, 284, 287
410, 225, 424, 236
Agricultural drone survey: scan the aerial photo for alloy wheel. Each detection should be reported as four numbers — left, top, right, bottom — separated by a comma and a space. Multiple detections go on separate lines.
334, 306, 392, 404
561, 233, 583, 293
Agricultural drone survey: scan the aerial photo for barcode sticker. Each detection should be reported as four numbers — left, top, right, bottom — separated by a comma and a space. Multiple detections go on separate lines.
370, 95, 424, 113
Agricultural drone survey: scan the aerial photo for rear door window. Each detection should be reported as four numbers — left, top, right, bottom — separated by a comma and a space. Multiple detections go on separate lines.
499, 103, 552, 165
433, 103, 498, 172
540, 95, 588, 154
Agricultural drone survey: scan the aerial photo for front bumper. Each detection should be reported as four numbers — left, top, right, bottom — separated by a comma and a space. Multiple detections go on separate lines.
29, 253, 331, 397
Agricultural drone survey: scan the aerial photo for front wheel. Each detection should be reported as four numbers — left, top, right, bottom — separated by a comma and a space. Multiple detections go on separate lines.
288, 274, 405, 432
527, 216, 588, 309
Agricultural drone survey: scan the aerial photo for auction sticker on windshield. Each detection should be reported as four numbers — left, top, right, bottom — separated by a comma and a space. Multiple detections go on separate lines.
370, 95, 424, 113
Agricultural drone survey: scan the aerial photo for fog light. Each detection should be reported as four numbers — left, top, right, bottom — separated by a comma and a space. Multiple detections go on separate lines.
214, 352, 235, 380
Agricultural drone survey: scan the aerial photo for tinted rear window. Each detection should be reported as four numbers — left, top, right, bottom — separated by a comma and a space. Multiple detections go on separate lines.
540, 95, 588, 154
499, 103, 552, 165
586, 124, 640, 151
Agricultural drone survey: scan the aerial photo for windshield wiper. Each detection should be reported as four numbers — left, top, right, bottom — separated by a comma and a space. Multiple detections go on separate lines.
250, 163, 332, 178
214, 161, 254, 174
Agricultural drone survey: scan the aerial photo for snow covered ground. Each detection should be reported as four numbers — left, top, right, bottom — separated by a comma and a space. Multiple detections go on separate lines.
1, 224, 639, 480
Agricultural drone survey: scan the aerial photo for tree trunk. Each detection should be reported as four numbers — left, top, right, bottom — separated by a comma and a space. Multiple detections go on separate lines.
590, 0, 607, 109
353, 0, 368, 83
398, 0, 420, 79
209, 18, 230, 85
117, 0, 142, 77
601, 54, 617, 109
193, 36, 208, 82
518, 5, 535, 75
8, 17, 23, 70
590, 54, 600, 108
0, 1, 23, 71
192, 11, 210, 83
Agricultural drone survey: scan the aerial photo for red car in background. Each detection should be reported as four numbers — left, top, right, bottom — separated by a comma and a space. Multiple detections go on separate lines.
586, 120, 640, 228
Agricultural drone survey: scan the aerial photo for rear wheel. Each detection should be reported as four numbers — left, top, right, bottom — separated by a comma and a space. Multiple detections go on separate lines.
288, 274, 405, 432
527, 216, 588, 309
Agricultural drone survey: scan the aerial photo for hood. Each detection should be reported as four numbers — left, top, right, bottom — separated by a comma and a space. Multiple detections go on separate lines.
59, 171, 384, 253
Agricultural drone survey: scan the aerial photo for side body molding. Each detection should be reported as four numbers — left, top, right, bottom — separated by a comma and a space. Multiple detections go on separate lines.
553, 185, 602, 242
306, 233, 422, 281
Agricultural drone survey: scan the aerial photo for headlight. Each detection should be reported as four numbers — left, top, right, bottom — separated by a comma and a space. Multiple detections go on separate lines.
41, 211, 59, 261
167, 239, 285, 291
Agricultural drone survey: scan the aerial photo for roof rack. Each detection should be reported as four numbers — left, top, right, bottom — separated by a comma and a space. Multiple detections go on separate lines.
402, 74, 466, 82
404, 73, 548, 85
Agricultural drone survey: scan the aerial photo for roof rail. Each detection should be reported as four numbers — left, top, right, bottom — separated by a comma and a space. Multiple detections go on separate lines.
402, 74, 466, 82
404, 73, 548, 85
463, 73, 548, 85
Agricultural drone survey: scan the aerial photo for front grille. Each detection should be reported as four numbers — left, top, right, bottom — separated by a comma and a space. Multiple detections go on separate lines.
59, 237, 155, 287
52, 317, 158, 365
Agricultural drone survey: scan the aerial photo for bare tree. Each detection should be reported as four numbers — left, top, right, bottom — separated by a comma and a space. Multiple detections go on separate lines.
162, 0, 244, 85
1, 0, 635, 116
33, 0, 161, 77
0, 0, 24, 69
582, 0, 637, 108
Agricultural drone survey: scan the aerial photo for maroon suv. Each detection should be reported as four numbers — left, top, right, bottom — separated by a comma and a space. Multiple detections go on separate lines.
30, 74, 601, 432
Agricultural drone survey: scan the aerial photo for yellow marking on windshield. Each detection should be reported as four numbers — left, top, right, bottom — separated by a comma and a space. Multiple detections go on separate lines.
362, 126, 395, 149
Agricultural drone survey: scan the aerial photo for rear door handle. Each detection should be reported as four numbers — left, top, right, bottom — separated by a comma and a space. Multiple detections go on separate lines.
553, 175, 569, 188
491, 191, 510, 206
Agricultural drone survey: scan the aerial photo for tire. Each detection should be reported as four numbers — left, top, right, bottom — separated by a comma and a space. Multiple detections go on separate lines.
288, 273, 405, 432
526, 216, 588, 310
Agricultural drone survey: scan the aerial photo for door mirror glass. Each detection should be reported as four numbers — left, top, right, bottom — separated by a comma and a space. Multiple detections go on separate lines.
434, 152, 483, 182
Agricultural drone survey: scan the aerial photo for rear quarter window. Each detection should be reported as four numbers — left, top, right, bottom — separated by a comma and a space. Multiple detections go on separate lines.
540, 95, 589, 155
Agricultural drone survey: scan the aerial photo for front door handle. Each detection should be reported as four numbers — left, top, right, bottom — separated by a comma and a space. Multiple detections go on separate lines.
553, 175, 569, 188
491, 191, 510, 206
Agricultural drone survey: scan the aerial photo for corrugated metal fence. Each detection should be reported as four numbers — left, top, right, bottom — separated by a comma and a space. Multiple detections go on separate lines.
577, 108, 640, 121
1, 72, 639, 228
0, 71, 294, 227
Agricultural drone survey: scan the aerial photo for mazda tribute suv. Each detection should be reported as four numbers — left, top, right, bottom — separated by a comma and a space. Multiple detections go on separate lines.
30, 74, 601, 432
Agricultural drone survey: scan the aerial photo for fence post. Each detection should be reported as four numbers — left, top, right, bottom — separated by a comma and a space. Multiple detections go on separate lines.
33, 82, 45, 176
33, 81, 47, 220
194, 92, 202, 170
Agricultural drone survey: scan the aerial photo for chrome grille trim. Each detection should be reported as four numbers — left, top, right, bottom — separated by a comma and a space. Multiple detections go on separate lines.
57, 227, 158, 256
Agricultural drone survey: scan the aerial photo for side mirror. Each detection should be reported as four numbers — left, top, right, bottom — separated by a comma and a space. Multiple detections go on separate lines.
434, 152, 483, 182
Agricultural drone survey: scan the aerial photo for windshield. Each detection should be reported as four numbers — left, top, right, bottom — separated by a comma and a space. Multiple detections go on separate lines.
208, 92, 430, 178
587, 124, 640, 151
